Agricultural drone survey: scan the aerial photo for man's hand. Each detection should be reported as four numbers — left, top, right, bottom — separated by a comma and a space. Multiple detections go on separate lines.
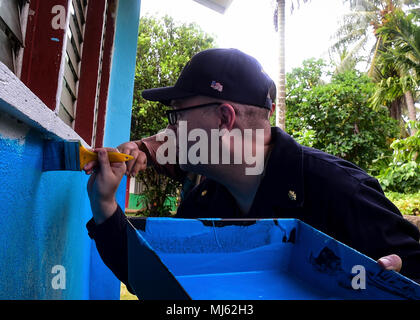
377, 254, 402, 272
117, 141, 147, 177
84, 148, 126, 225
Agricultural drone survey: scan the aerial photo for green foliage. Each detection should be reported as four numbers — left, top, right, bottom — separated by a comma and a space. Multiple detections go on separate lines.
286, 58, 326, 93
291, 129, 316, 148
332, 0, 420, 68
131, 15, 216, 140
369, 9, 420, 116
135, 168, 181, 217
285, 59, 400, 170
369, 9, 420, 193
376, 121, 420, 193
131, 15, 215, 216
376, 9, 420, 81
385, 191, 420, 216
390, 121, 420, 161
377, 160, 420, 193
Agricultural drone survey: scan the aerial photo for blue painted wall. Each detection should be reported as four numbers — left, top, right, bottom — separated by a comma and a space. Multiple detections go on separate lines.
88, 0, 141, 300
0, 125, 92, 299
104, 0, 141, 148
0, 0, 141, 299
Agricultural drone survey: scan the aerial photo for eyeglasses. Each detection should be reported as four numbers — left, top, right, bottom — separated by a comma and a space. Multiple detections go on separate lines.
166, 102, 221, 125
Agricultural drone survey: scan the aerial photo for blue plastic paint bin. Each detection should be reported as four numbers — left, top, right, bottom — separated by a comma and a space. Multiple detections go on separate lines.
126, 218, 420, 300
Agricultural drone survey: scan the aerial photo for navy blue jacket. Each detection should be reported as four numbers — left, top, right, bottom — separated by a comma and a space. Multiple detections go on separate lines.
87, 127, 420, 290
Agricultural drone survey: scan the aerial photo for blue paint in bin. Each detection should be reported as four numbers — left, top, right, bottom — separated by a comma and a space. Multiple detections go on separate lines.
127, 218, 420, 300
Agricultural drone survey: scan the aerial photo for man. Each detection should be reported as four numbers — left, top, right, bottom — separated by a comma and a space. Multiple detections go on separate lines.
84, 48, 420, 295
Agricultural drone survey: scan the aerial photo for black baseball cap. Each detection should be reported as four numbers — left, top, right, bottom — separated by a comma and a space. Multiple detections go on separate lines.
142, 48, 276, 110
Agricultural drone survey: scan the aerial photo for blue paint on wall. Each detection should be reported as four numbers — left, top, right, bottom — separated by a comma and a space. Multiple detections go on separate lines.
0, 0, 142, 300
0, 127, 92, 299
104, 0, 141, 148
88, 0, 142, 300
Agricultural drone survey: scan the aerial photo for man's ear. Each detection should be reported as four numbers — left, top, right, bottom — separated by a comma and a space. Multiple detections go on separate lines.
269, 102, 276, 118
218, 104, 236, 131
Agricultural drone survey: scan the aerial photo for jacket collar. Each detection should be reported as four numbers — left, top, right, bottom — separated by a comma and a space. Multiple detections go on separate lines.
249, 127, 305, 214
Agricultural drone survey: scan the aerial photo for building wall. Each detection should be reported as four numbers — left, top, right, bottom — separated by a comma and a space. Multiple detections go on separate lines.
0, 0, 141, 300
0, 114, 92, 299
89, 0, 141, 300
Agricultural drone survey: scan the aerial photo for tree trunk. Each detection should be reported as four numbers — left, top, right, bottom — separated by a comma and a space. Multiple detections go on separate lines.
404, 90, 417, 135
276, 0, 286, 130
390, 98, 402, 122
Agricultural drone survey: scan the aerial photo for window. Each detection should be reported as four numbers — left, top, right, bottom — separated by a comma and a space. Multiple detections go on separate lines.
0, 0, 26, 74
15, 0, 113, 144
58, 0, 88, 127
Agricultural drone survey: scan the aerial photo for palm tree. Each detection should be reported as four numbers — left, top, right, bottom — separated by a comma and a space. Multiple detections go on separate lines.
369, 53, 410, 122
332, 0, 419, 75
371, 9, 419, 133
330, 45, 364, 74
332, 0, 419, 128
273, 0, 311, 130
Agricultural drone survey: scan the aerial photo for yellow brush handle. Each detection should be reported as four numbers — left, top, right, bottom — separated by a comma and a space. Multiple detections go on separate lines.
79, 144, 134, 170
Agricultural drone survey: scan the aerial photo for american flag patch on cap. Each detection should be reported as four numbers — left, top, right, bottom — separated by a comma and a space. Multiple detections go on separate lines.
210, 81, 223, 92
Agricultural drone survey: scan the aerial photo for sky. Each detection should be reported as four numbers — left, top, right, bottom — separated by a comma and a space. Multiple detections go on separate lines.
139, 0, 350, 83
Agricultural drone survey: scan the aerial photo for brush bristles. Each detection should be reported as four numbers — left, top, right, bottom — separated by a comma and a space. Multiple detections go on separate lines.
42, 141, 81, 171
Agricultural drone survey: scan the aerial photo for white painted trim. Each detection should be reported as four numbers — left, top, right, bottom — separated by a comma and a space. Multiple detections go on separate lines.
91, 1, 108, 147
15, 1, 31, 79
55, 0, 73, 115
0, 61, 89, 147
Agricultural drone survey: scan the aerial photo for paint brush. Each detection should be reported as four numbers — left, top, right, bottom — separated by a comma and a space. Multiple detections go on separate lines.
42, 140, 133, 172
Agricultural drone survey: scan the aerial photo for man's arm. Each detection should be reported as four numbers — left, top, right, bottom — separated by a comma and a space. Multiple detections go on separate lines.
333, 177, 420, 283
84, 148, 134, 293
83, 136, 186, 295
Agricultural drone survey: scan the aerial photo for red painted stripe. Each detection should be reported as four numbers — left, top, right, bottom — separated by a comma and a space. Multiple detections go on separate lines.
74, 0, 107, 144
125, 176, 130, 210
21, 0, 69, 111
